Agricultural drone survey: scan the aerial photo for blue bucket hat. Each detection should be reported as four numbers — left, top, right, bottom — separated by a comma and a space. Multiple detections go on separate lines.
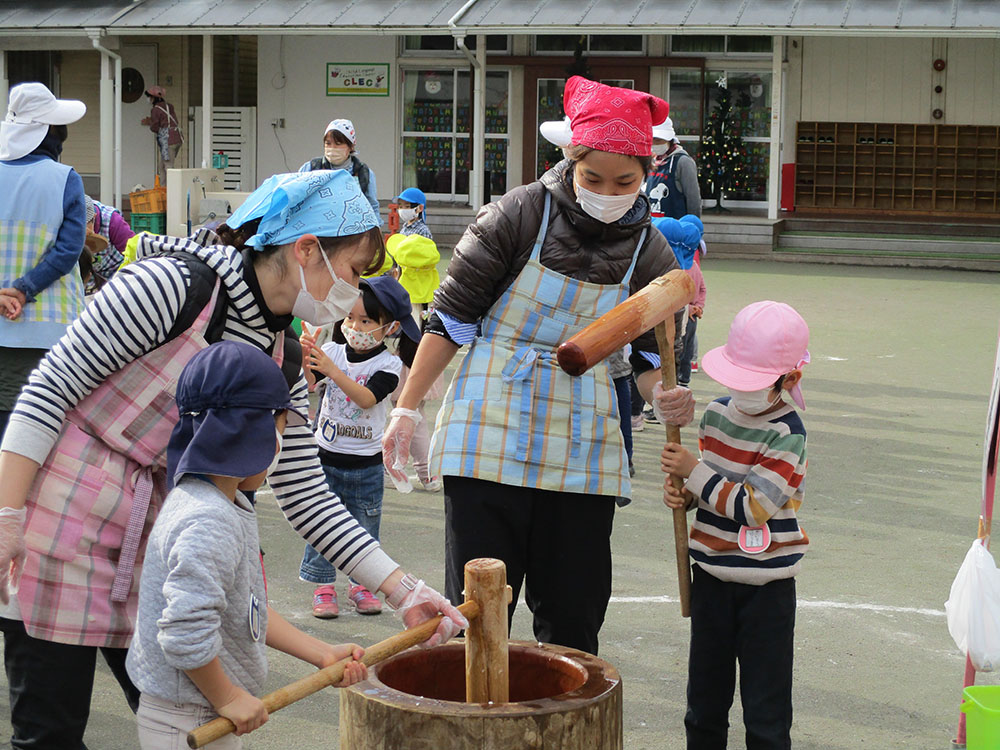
226, 170, 379, 249
363, 275, 422, 344
396, 187, 428, 220
167, 341, 309, 486
653, 216, 700, 270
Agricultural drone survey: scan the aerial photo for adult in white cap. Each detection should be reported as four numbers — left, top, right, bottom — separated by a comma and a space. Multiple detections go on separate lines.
140, 84, 182, 184
299, 117, 381, 222
0, 81, 87, 442
0, 168, 465, 749
643, 117, 702, 219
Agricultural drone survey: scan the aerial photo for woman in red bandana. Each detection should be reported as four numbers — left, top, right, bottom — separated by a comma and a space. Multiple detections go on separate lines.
385, 77, 695, 655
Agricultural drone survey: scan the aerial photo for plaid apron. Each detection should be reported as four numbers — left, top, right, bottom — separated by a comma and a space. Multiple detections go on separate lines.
18, 279, 248, 647
431, 192, 646, 498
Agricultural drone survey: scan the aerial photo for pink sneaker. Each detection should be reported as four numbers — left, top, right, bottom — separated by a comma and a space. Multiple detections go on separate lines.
348, 584, 383, 615
311, 585, 339, 619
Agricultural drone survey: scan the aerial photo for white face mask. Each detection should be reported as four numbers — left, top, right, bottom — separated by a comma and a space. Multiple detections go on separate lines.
291, 249, 361, 327
343, 322, 388, 351
398, 207, 420, 224
575, 184, 640, 224
728, 387, 780, 416
651, 143, 670, 156
324, 145, 351, 166
265, 429, 283, 477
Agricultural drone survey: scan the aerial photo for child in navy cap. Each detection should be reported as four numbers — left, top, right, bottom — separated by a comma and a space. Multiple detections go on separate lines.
298, 275, 423, 618
127, 341, 367, 749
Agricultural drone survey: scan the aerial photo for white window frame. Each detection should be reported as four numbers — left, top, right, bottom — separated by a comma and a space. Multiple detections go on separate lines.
668, 64, 774, 207
668, 35, 773, 57
398, 65, 512, 202
531, 34, 646, 56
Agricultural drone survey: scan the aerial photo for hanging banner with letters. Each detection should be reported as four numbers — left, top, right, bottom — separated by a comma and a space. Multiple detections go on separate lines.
327, 63, 390, 97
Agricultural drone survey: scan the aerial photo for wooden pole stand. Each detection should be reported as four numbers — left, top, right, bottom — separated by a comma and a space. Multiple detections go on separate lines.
464, 558, 510, 704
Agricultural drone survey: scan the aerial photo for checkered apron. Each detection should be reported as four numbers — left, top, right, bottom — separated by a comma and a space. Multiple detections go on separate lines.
431, 192, 645, 498
0, 219, 84, 327
18, 280, 229, 648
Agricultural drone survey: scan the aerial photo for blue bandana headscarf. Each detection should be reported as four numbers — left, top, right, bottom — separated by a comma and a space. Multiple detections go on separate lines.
226, 169, 379, 248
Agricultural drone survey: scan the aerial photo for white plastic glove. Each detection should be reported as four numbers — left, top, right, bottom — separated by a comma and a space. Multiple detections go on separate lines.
652, 382, 695, 427
383, 408, 421, 494
393, 579, 469, 648
0, 508, 27, 605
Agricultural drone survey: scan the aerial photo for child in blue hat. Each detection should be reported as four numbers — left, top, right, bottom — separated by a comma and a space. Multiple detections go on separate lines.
298, 275, 423, 618
396, 187, 432, 239
653, 216, 707, 388
127, 341, 367, 748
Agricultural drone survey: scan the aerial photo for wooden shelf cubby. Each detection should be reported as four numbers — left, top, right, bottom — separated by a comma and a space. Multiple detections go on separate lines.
794, 122, 1000, 216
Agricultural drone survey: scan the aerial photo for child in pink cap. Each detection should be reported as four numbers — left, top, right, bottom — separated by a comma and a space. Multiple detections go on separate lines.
660, 300, 810, 750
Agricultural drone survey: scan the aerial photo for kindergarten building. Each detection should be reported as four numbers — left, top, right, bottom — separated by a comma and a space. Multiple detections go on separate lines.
2, 0, 999, 268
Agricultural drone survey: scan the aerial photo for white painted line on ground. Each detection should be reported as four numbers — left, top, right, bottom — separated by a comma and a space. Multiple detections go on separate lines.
608, 595, 945, 617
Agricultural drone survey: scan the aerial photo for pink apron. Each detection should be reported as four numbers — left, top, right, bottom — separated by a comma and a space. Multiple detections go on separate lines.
18, 281, 282, 648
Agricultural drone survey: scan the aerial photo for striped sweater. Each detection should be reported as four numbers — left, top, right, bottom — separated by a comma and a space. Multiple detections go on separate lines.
1, 230, 398, 592
683, 396, 808, 585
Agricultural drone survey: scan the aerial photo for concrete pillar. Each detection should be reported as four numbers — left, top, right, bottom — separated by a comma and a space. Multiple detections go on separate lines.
472, 35, 486, 210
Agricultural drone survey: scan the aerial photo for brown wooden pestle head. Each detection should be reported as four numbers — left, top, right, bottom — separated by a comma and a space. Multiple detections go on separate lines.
556, 269, 697, 377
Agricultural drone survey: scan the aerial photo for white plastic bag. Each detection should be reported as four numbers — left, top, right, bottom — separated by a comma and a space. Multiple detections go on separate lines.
946, 538, 1000, 672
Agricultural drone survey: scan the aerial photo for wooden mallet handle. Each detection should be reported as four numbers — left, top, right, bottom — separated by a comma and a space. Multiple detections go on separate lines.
655, 318, 692, 618
187, 600, 481, 748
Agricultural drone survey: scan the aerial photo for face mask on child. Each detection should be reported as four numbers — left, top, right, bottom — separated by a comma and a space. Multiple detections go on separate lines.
343, 322, 390, 351
398, 207, 420, 223
265, 429, 284, 477
575, 184, 639, 224
728, 387, 781, 416
652, 143, 670, 156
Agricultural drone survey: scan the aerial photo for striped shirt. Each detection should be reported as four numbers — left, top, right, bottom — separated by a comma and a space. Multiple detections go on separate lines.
684, 396, 808, 585
1, 231, 398, 592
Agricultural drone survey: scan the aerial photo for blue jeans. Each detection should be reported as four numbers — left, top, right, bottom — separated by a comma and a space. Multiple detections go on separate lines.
300, 461, 383, 585
678, 316, 698, 387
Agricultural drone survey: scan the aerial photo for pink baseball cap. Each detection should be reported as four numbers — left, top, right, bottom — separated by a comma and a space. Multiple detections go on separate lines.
701, 301, 811, 409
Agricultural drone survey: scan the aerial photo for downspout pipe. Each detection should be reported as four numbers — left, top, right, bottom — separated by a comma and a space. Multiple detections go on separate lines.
90, 31, 122, 208
448, 0, 484, 209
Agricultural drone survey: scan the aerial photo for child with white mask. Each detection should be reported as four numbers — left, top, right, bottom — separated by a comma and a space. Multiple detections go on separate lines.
661, 300, 810, 750
299, 276, 422, 618
299, 118, 381, 221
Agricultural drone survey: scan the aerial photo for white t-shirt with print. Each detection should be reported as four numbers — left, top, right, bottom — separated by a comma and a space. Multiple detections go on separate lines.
314, 342, 402, 457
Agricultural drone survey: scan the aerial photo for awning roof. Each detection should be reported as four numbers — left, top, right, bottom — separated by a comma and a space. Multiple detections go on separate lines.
0, 0, 997, 35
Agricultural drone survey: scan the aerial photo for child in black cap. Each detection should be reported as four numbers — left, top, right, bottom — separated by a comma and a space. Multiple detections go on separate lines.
127, 341, 367, 749
299, 275, 422, 618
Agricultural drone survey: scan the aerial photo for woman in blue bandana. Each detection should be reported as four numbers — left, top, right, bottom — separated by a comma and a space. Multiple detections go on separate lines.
0, 169, 466, 749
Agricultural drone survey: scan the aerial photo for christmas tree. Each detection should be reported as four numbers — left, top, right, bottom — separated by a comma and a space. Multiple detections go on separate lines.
699, 75, 750, 212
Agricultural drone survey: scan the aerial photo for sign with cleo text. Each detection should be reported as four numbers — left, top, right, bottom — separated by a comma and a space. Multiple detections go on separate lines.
327, 63, 390, 97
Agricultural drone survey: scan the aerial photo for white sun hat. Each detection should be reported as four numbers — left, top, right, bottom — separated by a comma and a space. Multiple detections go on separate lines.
539, 116, 573, 148
1, 82, 86, 161
652, 117, 676, 143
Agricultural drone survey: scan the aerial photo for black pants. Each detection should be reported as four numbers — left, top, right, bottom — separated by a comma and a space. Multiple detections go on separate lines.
444, 476, 615, 655
613, 375, 633, 462
685, 566, 796, 750
0, 617, 139, 749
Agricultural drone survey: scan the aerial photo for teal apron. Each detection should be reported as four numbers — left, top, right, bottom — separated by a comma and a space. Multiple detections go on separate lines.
430, 192, 646, 499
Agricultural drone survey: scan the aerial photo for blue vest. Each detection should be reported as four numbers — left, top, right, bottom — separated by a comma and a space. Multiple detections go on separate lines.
644, 152, 688, 220
0, 158, 84, 348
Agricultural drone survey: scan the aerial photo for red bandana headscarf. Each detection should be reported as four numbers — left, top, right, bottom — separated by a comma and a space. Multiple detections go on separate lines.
564, 76, 670, 157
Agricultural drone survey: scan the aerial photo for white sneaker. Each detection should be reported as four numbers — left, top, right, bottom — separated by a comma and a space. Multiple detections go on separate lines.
630, 414, 644, 432
420, 476, 443, 492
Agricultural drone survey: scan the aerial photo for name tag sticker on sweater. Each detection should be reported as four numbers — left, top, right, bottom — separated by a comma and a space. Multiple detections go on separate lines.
248, 592, 262, 642
738, 524, 770, 554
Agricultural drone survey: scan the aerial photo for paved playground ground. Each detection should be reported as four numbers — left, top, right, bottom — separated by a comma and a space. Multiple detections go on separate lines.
3, 257, 999, 749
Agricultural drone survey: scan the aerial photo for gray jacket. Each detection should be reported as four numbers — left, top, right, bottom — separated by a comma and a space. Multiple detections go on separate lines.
127, 477, 268, 706
434, 159, 682, 363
